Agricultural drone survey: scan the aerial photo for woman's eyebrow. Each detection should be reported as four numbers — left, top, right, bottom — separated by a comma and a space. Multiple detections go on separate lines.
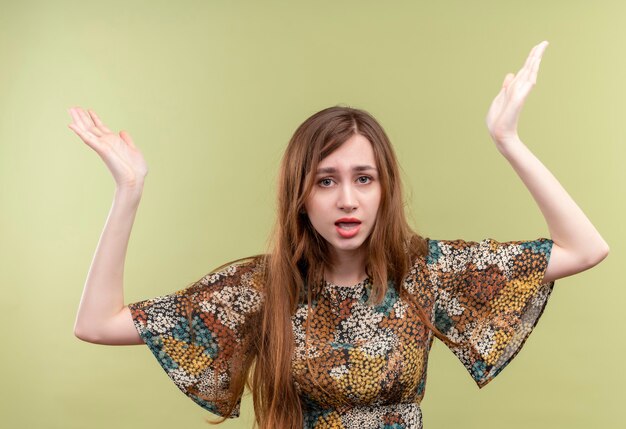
316, 165, 377, 174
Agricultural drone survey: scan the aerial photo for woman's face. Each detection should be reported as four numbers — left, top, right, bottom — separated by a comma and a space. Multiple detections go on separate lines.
304, 133, 382, 260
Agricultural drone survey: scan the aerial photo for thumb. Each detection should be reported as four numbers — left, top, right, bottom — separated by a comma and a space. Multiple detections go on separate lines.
502, 72, 515, 89
119, 130, 137, 149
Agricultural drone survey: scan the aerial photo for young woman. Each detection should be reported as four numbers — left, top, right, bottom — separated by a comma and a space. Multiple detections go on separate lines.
70, 41, 609, 429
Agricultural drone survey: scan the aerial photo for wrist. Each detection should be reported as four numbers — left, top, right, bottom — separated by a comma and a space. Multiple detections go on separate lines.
496, 139, 527, 163
494, 135, 523, 154
114, 183, 144, 202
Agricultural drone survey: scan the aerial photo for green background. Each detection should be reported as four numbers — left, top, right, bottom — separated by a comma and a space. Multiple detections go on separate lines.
1, 0, 621, 428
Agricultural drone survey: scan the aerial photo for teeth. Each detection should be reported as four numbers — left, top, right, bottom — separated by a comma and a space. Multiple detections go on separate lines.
338, 222, 359, 230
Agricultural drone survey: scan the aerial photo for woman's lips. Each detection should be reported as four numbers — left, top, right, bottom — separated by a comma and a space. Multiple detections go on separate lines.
335, 221, 361, 238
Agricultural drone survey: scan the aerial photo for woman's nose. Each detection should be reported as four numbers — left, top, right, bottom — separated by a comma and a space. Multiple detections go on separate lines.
337, 184, 358, 211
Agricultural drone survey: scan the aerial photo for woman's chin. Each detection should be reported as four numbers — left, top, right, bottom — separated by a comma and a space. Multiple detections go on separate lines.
328, 240, 367, 254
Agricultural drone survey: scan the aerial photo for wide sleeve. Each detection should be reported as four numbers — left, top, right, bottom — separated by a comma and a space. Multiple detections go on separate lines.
426, 237, 555, 388
127, 255, 266, 418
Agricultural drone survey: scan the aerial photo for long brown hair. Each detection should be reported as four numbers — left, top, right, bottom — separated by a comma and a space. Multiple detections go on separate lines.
202, 105, 459, 428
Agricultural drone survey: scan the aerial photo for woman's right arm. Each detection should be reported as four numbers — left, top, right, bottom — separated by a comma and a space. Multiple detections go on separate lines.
68, 107, 148, 345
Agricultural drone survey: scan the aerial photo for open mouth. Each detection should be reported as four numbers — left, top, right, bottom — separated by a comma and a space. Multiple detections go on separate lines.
335, 221, 361, 230
334, 218, 362, 238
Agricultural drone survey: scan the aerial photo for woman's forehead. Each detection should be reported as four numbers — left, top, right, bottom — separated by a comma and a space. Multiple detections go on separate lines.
317, 134, 376, 170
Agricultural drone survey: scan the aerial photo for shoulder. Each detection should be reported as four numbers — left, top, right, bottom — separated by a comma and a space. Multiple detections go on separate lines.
203, 254, 267, 281
419, 237, 553, 280
196, 254, 268, 294
406, 237, 483, 284
408, 236, 472, 266
423, 237, 518, 267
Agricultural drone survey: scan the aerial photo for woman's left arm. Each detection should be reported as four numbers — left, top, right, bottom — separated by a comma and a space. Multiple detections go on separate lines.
485, 41, 609, 284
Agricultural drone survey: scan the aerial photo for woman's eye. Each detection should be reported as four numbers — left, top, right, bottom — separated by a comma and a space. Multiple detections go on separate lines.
319, 178, 333, 187
357, 176, 371, 184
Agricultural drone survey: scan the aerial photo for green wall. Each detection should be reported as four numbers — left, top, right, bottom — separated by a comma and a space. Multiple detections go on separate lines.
0, 1, 621, 428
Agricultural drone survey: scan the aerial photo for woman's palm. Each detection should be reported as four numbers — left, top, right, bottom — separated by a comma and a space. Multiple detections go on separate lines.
486, 41, 548, 146
68, 107, 148, 189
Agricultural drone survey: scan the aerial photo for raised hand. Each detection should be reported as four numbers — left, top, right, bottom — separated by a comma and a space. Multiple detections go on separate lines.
486, 41, 549, 148
68, 107, 148, 190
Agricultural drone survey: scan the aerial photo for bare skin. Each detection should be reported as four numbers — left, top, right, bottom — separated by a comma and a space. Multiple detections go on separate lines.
70, 107, 145, 345
70, 41, 609, 346
484, 41, 609, 283
314, 41, 608, 288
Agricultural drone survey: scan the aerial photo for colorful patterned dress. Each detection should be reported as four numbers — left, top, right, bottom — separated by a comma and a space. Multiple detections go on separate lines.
127, 237, 555, 428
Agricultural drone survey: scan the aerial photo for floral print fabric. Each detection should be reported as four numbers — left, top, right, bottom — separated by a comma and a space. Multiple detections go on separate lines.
127, 237, 555, 428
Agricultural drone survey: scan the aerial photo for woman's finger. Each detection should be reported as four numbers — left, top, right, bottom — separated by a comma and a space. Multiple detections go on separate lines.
515, 53, 537, 83
119, 130, 137, 149
76, 107, 95, 127
528, 42, 548, 67
76, 107, 94, 129
518, 41, 548, 82
502, 72, 515, 89
526, 41, 547, 68
90, 127, 104, 137
519, 43, 547, 86
74, 107, 103, 136
529, 42, 548, 84
528, 56, 541, 84
515, 42, 541, 83
69, 107, 88, 130
531, 58, 541, 84
68, 123, 102, 153
76, 107, 105, 137
507, 57, 532, 92
521, 43, 540, 71
88, 109, 112, 134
